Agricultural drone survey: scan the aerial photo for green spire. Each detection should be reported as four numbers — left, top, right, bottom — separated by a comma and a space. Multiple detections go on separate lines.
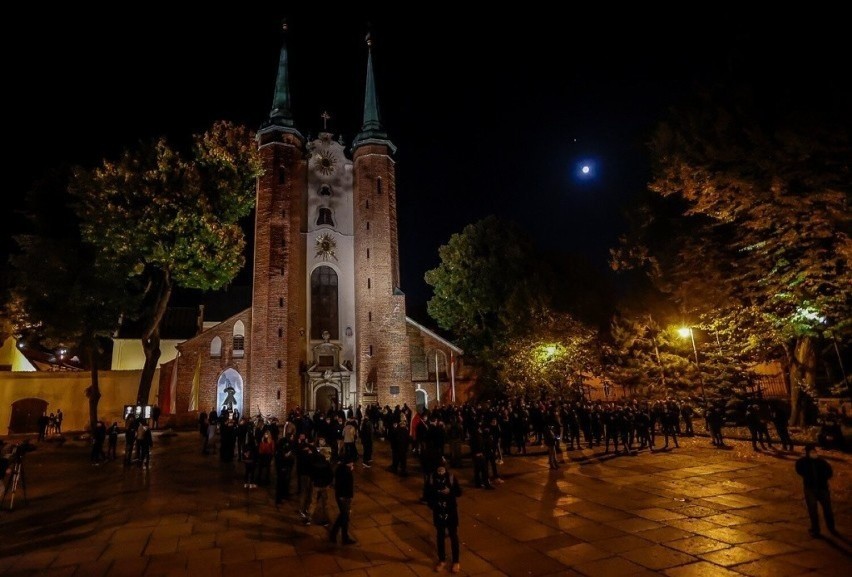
354, 32, 395, 151
268, 20, 294, 127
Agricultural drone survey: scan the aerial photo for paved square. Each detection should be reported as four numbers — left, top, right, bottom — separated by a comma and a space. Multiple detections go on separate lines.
0, 431, 849, 576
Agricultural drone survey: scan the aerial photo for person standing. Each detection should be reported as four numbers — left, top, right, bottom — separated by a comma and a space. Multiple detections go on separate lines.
426, 459, 462, 573
275, 431, 295, 504
392, 419, 410, 476
37, 412, 49, 442
91, 420, 107, 464
307, 447, 334, 526
242, 434, 259, 488
296, 436, 314, 519
772, 402, 794, 452
151, 404, 161, 430
56, 408, 64, 435
137, 421, 153, 468
795, 443, 836, 537
124, 415, 138, 465
107, 422, 119, 460
359, 417, 374, 467
342, 418, 359, 464
329, 455, 357, 545
256, 430, 275, 485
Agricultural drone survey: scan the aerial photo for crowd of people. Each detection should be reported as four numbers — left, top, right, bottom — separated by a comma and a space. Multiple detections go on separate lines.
86, 393, 807, 572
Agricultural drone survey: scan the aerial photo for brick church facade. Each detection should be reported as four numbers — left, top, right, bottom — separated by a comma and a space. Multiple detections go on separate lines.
161, 29, 467, 420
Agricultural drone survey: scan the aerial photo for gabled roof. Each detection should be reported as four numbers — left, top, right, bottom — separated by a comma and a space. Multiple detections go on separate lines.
177, 308, 251, 351
405, 317, 463, 355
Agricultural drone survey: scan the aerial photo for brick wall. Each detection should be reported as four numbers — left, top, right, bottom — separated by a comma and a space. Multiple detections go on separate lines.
173, 310, 251, 414
353, 143, 413, 409
250, 128, 308, 420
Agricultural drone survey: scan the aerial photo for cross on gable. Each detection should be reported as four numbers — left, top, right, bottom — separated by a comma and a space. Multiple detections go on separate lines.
321, 111, 331, 130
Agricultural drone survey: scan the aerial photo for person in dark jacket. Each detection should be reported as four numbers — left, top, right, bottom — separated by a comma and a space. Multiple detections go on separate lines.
795, 443, 836, 537
242, 435, 259, 488
137, 422, 154, 468
91, 420, 107, 464
392, 420, 410, 476
329, 455, 356, 544
274, 432, 295, 503
307, 447, 334, 526
426, 459, 463, 573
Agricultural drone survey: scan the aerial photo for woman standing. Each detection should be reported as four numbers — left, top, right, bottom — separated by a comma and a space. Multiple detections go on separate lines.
257, 430, 275, 485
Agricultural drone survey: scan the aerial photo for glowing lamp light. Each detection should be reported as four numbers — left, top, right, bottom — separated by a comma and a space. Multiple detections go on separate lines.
677, 327, 692, 338
581, 165, 590, 174
545, 345, 557, 357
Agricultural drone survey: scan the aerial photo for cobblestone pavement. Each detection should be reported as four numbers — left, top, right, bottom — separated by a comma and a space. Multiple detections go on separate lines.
1, 429, 850, 577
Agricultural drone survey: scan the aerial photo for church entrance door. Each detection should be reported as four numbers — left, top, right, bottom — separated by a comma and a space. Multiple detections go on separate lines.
315, 384, 339, 414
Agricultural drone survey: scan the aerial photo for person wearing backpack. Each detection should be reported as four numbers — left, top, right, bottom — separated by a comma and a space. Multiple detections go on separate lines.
426, 458, 463, 573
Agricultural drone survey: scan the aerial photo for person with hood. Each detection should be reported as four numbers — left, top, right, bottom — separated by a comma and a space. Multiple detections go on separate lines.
426, 458, 462, 573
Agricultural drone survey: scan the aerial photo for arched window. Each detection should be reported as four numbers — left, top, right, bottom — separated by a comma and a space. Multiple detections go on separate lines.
233, 321, 245, 358
376, 177, 383, 195
210, 336, 222, 358
311, 266, 339, 340
317, 207, 334, 226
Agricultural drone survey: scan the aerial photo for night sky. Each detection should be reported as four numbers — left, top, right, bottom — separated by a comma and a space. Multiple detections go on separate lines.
6, 7, 849, 323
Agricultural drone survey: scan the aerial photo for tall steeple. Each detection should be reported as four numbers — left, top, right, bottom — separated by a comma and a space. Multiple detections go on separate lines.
353, 32, 395, 151
267, 20, 296, 129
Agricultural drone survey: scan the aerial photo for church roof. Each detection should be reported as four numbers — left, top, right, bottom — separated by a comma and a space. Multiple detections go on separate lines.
261, 20, 303, 140
353, 32, 396, 153
405, 316, 463, 355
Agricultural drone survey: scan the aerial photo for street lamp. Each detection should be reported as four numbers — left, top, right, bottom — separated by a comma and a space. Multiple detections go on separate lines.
679, 327, 708, 406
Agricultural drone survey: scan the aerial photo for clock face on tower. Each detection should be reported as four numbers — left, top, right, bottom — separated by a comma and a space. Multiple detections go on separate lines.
315, 232, 338, 261
313, 148, 337, 175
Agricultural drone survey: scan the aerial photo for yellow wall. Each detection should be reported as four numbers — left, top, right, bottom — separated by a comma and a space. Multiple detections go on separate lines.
111, 339, 181, 370
0, 336, 36, 372
0, 369, 160, 434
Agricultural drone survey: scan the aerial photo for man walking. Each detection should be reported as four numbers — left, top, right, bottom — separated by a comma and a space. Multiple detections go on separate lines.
795, 443, 836, 537
329, 455, 357, 545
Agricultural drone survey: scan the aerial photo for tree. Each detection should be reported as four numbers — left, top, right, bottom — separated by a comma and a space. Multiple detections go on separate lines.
618, 85, 851, 423
425, 216, 604, 396
493, 308, 600, 399
70, 121, 262, 405
424, 215, 550, 358
7, 167, 137, 431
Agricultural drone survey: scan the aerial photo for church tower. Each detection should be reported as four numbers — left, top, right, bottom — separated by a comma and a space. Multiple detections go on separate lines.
352, 34, 412, 408
249, 22, 308, 417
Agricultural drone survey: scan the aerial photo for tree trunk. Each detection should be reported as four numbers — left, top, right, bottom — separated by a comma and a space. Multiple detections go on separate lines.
789, 336, 818, 427
86, 342, 101, 432
138, 329, 162, 406
136, 270, 172, 406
